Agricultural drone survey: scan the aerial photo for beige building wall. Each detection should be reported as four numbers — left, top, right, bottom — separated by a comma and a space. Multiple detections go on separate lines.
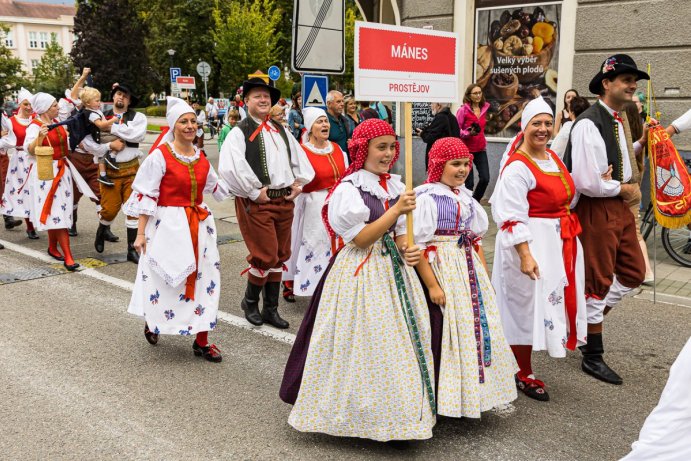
1, 13, 74, 75
392, 0, 691, 150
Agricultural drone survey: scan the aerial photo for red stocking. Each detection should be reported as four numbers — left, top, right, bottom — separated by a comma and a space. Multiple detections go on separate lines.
195, 331, 208, 347
511, 345, 533, 379
55, 228, 75, 266
25, 219, 35, 232
47, 229, 62, 258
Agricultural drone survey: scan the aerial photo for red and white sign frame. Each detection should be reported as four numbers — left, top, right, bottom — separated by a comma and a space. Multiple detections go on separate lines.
175, 76, 196, 90
354, 22, 460, 103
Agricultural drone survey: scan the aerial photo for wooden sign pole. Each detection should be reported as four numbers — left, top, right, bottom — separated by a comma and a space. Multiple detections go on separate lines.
404, 101, 414, 247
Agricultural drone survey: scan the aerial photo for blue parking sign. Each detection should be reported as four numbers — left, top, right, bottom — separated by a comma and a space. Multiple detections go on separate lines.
170, 67, 181, 83
302, 74, 329, 110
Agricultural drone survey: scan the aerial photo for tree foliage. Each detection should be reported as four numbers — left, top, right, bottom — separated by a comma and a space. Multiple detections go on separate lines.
0, 24, 29, 99
213, 0, 283, 93
71, 0, 151, 105
32, 38, 74, 98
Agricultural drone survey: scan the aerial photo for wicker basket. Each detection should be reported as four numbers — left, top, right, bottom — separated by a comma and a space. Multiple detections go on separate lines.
35, 146, 55, 181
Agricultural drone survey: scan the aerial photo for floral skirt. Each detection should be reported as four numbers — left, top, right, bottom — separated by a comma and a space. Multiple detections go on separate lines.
1, 150, 35, 219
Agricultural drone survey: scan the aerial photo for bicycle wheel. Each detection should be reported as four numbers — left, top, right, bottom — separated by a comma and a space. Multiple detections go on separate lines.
204, 124, 214, 140
661, 226, 691, 268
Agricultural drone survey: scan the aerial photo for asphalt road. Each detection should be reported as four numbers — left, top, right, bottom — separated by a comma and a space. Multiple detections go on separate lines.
1, 136, 689, 460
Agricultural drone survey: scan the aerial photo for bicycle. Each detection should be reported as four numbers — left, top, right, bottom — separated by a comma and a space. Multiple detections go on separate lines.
203, 118, 219, 140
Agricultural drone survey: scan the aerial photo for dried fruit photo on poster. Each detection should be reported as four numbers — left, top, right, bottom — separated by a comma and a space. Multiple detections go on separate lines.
474, 2, 561, 137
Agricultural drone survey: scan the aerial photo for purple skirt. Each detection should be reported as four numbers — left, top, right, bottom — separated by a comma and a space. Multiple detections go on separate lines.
278, 255, 443, 404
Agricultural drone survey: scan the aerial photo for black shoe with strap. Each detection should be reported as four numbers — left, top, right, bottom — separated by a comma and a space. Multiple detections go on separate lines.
26, 229, 39, 240
282, 281, 296, 303
193, 341, 222, 362
63, 261, 80, 272
144, 323, 159, 345
579, 332, 623, 385
4, 215, 22, 230
515, 374, 550, 401
241, 281, 264, 326
47, 248, 64, 261
262, 281, 289, 329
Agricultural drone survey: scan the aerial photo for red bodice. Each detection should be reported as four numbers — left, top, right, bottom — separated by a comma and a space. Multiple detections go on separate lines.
504, 150, 575, 218
301, 142, 347, 193
157, 143, 210, 207
11, 116, 30, 149
30, 119, 69, 160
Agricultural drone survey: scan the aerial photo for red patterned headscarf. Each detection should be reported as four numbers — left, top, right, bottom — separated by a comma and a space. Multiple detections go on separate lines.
426, 137, 473, 183
322, 118, 399, 237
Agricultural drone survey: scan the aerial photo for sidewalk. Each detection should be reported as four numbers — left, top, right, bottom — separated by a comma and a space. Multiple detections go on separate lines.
479, 205, 691, 307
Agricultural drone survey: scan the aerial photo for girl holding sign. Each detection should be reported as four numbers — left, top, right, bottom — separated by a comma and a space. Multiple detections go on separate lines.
413, 137, 518, 418
281, 119, 436, 443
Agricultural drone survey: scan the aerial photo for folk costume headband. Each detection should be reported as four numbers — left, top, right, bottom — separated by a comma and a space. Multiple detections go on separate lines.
30, 93, 56, 115
301, 107, 328, 144
426, 137, 473, 184
17, 88, 33, 105
321, 118, 399, 238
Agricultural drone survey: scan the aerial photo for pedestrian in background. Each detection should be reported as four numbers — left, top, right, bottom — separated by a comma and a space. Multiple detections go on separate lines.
125, 97, 228, 362
457, 84, 490, 201
550, 96, 590, 158
288, 91, 304, 140
270, 104, 288, 128
359, 100, 379, 120
326, 90, 352, 157
417, 102, 460, 170
553, 89, 579, 135
343, 95, 361, 133
217, 109, 239, 150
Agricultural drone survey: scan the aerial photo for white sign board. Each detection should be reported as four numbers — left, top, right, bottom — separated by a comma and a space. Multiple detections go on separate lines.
292, 0, 345, 74
176, 76, 196, 90
354, 22, 460, 103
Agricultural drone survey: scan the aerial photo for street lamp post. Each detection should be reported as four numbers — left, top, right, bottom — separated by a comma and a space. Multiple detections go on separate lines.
167, 49, 175, 96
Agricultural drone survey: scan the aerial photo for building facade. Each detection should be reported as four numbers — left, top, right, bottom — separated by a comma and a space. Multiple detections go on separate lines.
0, 0, 75, 75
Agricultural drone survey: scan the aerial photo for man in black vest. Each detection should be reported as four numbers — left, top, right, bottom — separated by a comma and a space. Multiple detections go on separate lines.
218, 78, 314, 329
85, 83, 147, 263
564, 54, 647, 385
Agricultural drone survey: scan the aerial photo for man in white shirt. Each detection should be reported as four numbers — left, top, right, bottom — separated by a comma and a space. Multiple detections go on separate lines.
219, 78, 314, 329
205, 97, 218, 129
563, 54, 648, 385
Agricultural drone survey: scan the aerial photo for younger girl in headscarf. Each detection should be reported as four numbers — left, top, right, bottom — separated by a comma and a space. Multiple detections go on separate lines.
413, 137, 517, 418
280, 118, 436, 443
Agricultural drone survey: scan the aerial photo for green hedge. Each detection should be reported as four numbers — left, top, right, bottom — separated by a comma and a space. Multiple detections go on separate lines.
145, 105, 167, 117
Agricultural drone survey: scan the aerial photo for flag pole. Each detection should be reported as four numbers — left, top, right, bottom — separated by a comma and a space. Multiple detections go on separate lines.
404, 102, 414, 247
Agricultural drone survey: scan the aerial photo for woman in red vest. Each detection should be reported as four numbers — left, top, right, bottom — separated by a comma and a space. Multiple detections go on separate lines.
25, 93, 96, 270
490, 97, 588, 402
124, 97, 229, 362
1, 88, 38, 238
282, 107, 348, 301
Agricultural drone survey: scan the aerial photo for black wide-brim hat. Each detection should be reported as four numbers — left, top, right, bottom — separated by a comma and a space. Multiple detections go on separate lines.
110, 83, 140, 106
242, 77, 281, 106
589, 54, 650, 94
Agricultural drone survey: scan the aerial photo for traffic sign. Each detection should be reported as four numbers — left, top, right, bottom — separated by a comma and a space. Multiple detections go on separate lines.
169, 67, 181, 84
354, 22, 459, 102
301, 74, 328, 109
268, 65, 281, 81
292, 0, 345, 74
176, 76, 196, 89
202, 76, 208, 83
196, 61, 211, 78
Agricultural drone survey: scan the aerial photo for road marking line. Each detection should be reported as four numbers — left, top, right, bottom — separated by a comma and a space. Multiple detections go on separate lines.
1, 238, 298, 344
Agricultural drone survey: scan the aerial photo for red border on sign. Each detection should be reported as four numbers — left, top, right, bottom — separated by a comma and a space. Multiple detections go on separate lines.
358, 27, 456, 75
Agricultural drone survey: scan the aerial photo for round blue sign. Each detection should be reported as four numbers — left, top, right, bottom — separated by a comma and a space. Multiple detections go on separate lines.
268, 65, 281, 81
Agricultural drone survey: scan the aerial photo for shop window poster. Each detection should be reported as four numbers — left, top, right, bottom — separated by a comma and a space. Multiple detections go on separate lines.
475, 2, 562, 137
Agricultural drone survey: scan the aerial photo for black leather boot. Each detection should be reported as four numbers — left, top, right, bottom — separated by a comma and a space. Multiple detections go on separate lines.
94, 223, 107, 253
261, 281, 290, 329
4, 215, 22, 230
127, 228, 139, 264
580, 333, 622, 385
241, 281, 264, 326
68, 209, 78, 236
104, 227, 119, 242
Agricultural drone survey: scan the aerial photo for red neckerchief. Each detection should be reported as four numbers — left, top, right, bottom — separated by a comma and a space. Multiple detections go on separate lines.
249, 115, 279, 142
612, 111, 624, 124
378, 173, 391, 210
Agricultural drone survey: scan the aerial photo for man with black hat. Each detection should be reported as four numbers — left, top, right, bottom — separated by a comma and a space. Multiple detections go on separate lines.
564, 54, 648, 385
84, 83, 147, 263
218, 78, 314, 329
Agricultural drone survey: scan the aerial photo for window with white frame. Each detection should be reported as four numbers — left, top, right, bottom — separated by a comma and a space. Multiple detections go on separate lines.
3, 30, 13, 48
39, 32, 49, 48
28, 31, 38, 48
30, 59, 39, 72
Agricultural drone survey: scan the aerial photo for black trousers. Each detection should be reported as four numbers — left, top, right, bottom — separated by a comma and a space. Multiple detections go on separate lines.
465, 150, 490, 201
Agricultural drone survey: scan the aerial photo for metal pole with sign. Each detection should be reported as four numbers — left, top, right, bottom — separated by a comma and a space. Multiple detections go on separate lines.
354, 22, 460, 246
196, 61, 211, 102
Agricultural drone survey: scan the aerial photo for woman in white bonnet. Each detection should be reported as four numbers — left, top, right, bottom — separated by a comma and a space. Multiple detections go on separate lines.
124, 97, 228, 362
490, 97, 588, 402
